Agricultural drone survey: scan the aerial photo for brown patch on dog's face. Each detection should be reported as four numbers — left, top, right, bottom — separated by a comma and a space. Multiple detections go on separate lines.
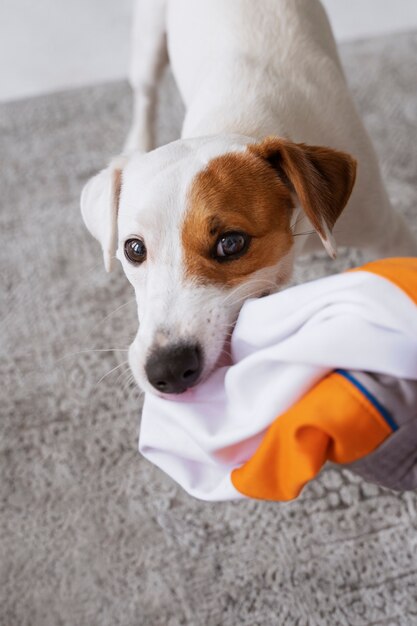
182, 151, 294, 287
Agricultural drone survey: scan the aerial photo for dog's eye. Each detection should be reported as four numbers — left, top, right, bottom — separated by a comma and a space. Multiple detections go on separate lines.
124, 238, 147, 264
214, 232, 250, 261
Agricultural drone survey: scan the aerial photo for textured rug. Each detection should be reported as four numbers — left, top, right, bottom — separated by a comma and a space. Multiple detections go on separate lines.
1, 29, 417, 626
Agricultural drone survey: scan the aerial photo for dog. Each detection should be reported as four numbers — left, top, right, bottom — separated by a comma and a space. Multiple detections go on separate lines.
81, 0, 417, 396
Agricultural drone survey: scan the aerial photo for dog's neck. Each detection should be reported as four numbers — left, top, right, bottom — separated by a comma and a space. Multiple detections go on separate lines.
180, 70, 290, 143
182, 110, 284, 144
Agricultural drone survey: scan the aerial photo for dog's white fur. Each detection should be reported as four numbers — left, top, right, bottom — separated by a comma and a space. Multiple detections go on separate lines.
81, 0, 417, 394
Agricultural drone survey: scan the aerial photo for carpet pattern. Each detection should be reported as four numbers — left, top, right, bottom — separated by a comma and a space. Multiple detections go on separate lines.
1, 31, 417, 626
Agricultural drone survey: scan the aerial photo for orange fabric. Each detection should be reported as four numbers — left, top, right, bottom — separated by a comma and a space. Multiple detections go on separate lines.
351, 257, 417, 306
231, 372, 393, 501
231, 258, 417, 502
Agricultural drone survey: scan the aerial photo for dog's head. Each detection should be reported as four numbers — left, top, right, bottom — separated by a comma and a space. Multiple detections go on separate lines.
81, 135, 356, 395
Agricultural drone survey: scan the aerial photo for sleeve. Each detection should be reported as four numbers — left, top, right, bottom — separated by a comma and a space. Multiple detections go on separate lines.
345, 371, 417, 491
231, 370, 417, 501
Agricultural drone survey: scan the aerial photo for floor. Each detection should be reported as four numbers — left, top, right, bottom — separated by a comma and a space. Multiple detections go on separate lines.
1, 0, 417, 102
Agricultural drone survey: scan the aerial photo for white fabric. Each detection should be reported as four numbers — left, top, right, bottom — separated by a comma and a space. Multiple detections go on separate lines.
139, 270, 417, 501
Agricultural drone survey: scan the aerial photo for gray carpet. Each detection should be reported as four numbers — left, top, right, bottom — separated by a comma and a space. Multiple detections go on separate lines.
2, 30, 417, 626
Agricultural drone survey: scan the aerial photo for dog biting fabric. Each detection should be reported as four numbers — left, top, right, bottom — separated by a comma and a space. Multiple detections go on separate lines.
140, 258, 417, 501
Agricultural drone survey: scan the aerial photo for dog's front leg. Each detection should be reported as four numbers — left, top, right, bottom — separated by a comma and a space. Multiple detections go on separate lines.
124, 0, 168, 153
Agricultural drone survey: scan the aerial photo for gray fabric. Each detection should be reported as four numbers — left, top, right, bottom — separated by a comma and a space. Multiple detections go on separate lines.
348, 371, 417, 428
350, 417, 417, 491
346, 371, 417, 491
2, 30, 417, 626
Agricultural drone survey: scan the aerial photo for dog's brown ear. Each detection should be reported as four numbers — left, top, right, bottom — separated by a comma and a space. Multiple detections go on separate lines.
248, 137, 357, 258
80, 156, 127, 272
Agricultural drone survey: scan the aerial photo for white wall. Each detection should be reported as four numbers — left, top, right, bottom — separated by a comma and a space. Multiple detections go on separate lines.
321, 0, 417, 42
1, 0, 417, 102
0, 0, 131, 101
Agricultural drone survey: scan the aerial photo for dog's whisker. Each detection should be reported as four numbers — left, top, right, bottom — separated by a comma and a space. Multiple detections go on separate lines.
121, 375, 136, 396
214, 327, 235, 339
292, 230, 316, 237
119, 365, 132, 385
121, 376, 134, 395
219, 278, 279, 307
56, 348, 130, 363
221, 285, 277, 308
217, 345, 233, 359
116, 363, 133, 386
95, 360, 130, 386
290, 214, 306, 230
126, 375, 140, 396
83, 298, 137, 339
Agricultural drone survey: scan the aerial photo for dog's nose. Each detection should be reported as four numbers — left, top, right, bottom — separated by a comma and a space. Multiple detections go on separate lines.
145, 343, 203, 394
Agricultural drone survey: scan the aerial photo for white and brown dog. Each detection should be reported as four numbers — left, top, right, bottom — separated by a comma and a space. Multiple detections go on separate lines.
81, 0, 416, 395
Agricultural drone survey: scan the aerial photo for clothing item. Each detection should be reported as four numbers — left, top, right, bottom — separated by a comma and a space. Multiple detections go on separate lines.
347, 370, 417, 490
139, 258, 417, 501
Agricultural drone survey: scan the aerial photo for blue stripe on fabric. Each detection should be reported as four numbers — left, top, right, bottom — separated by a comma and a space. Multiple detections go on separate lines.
335, 369, 398, 432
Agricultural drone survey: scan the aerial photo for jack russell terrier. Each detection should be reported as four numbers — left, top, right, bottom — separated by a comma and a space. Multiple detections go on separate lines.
81, 0, 417, 396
